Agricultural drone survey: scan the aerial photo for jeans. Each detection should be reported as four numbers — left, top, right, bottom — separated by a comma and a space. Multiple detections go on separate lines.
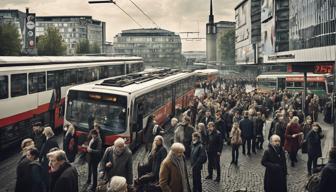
192, 166, 202, 192
307, 155, 318, 174
87, 160, 99, 189
207, 153, 221, 179
231, 144, 239, 164
242, 137, 252, 154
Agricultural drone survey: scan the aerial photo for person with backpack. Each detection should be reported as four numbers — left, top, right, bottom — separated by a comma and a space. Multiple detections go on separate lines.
190, 132, 207, 192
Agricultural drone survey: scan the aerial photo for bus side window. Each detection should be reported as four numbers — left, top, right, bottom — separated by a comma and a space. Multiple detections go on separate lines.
0, 75, 9, 99
11, 73, 27, 97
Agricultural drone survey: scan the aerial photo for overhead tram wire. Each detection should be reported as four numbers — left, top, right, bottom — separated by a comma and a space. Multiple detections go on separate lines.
128, 0, 159, 28
88, 0, 143, 27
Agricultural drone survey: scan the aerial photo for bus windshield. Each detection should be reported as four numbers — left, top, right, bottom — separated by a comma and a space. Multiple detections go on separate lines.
66, 90, 127, 134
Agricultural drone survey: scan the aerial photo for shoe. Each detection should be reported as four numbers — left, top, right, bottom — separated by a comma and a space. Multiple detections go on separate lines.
214, 177, 220, 182
205, 175, 212, 179
253, 151, 256, 154
230, 160, 234, 164
247, 152, 251, 156
242, 152, 246, 155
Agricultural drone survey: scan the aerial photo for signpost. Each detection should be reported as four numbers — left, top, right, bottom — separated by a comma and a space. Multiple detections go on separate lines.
24, 8, 37, 55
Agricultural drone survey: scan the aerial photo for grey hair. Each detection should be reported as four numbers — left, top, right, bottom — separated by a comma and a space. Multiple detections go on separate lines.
47, 150, 68, 162
107, 176, 127, 192
270, 134, 281, 142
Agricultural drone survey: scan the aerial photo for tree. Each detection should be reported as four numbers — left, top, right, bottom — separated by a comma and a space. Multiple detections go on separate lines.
90, 42, 101, 54
219, 29, 235, 65
76, 39, 90, 54
37, 27, 66, 56
0, 23, 21, 56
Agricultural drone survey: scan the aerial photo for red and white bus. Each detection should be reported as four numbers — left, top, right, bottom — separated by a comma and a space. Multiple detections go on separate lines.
0, 56, 144, 150
64, 69, 195, 149
193, 69, 219, 87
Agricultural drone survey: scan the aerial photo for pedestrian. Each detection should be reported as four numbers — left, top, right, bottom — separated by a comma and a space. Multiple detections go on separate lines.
40, 126, 59, 187
200, 110, 214, 126
190, 132, 207, 192
144, 115, 156, 152
107, 176, 128, 192
63, 124, 77, 162
196, 122, 208, 145
306, 123, 324, 175
159, 142, 191, 192
100, 138, 133, 186
174, 116, 195, 158
32, 122, 46, 152
15, 138, 35, 192
230, 122, 242, 165
317, 146, 336, 192
26, 147, 46, 192
261, 134, 287, 192
48, 150, 78, 192
215, 112, 226, 142
240, 111, 254, 155
254, 112, 265, 149
135, 135, 167, 190
86, 129, 102, 192
284, 116, 303, 167
205, 122, 223, 182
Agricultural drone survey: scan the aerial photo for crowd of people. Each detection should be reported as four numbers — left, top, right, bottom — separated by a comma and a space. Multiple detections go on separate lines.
14, 78, 336, 192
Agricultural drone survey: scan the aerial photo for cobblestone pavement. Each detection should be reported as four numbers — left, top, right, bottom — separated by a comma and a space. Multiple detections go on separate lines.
0, 116, 333, 192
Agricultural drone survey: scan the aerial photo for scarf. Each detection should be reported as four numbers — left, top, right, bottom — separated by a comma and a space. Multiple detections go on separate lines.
171, 154, 189, 192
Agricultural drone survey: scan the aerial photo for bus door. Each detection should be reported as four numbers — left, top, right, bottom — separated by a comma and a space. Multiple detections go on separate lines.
277, 78, 286, 91
130, 99, 144, 149
172, 85, 176, 117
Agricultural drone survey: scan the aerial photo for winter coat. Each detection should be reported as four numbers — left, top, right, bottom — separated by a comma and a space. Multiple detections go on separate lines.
149, 146, 167, 180
261, 144, 287, 192
284, 123, 302, 153
29, 161, 45, 192
159, 157, 191, 192
100, 146, 133, 184
33, 132, 46, 152
206, 130, 223, 155
318, 159, 336, 192
63, 133, 77, 162
190, 141, 207, 168
15, 156, 31, 192
49, 162, 78, 192
200, 115, 214, 126
239, 117, 254, 139
230, 127, 242, 145
40, 136, 59, 163
215, 119, 226, 137
306, 130, 323, 157
87, 136, 102, 163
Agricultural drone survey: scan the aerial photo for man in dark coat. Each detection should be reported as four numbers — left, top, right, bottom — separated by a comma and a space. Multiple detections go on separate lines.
261, 134, 287, 192
48, 150, 78, 192
200, 110, 214, 126
86, 129, 102, 191
190, 132, 207, 192
205, 122, 223, 182
100, 138, 133, 185
26, 148, 45, 192
318, 147, 336, 192
306, 123, 323, 175
239, 111, 254, 155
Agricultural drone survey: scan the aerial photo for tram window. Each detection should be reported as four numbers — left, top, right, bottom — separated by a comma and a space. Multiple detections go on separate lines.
57, 70, 65, 86
64, 70, 72, 86
11, 73, 27, 97
286, 82, 294, 87
69, 69, 77, 85
47, 71, 56, 90
99, 66, 108, 79
29, 72, 46, 94
294, 82, 303, 87
77, 69, 85, 84
0, 75, 8, 99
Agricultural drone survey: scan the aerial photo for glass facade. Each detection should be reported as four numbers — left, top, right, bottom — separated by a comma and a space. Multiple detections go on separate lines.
289, 0, 336, 50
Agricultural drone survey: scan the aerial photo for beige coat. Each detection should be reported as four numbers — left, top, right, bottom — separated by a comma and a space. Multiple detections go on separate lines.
230, 127, 242, 145
159, 158, 191, 192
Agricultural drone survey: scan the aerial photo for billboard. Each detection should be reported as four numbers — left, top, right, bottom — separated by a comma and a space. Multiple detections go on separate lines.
261, 18, 275, 54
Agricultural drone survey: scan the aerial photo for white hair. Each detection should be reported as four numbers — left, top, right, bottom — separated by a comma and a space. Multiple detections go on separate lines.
114, 137, 125, 146
43, 126, 55, 138
107, 176, 127, 192
270, 134, 281, 142
170, 142, 185, 153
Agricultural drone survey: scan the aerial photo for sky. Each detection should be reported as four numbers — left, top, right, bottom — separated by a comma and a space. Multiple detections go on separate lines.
0, 0, 237, 51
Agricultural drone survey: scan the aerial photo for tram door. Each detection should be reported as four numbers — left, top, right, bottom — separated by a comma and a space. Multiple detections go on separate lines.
277, 78, 286, 91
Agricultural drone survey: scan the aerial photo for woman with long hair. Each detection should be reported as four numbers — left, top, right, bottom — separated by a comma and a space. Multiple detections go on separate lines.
63, 124, 77, 162
230, 122, 242, 165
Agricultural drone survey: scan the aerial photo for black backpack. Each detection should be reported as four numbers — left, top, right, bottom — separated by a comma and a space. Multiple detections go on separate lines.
305, 173, 321, 192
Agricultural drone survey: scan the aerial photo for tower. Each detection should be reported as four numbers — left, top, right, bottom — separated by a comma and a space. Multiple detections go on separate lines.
206, 0, 217, 64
